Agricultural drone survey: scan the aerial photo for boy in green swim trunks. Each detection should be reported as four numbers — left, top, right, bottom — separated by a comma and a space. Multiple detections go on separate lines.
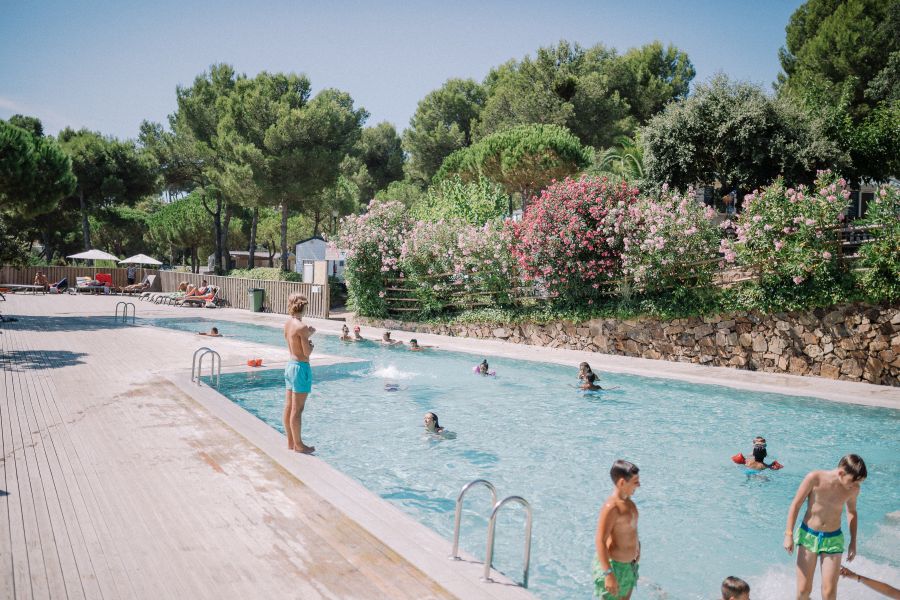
785, 454, 867, 600
593, 460, 640, 599
283, 293, 316, 454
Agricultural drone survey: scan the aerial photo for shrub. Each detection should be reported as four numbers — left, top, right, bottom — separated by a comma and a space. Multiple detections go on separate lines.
621, 184, 720, 292
399, 220, 459, 314
411, 176, 508, 224
857, 183, 900, 301
227, 267, 301, 282
723, 171, 848, 307
510, 177, 637, 306
336, 200, 411, 317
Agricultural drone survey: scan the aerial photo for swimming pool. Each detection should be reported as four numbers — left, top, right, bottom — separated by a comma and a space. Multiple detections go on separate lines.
148, 317, 900, 599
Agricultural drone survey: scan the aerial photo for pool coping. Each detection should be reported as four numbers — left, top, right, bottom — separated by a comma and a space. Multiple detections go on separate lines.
164, 310, 900, 410
163, 367, 537, 600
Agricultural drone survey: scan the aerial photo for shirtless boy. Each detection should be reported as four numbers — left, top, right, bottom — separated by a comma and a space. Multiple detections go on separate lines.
283, 293, 316, 453
785, 454, 867, 600
593, 460, 640, 599
721, 576, 750, 600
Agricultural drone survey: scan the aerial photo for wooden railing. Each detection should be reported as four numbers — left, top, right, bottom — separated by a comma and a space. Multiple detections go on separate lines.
0, 266, 158, 288
156, 271, 329, 318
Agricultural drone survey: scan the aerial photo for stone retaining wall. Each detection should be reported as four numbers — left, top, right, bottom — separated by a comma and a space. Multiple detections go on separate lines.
358, 303, 900, 386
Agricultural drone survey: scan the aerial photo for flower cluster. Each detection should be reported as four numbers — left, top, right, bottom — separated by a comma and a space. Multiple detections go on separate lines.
723, 171, 848, 287
621, 185, 720, 291
336, 200, 411, 316
510, 177, 637, 303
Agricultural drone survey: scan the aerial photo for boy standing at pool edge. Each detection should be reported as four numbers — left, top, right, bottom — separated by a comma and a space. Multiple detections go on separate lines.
784, 454, 867, 600
593, 460, 640, 599
283, 293, 316, 454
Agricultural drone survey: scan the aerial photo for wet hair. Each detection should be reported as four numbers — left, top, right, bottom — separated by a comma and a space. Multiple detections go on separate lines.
383, 331, 392, 338
609, 460, 639, 484
838, 454, 867, 481
210, 327, 219, 334
579, 362, 590, 370
426, 412, 441, 429
752, 445, 767, 462
584, 371, 598, 384
287, 293, 309, 317
480, 359, 488, 366
341, 324, 349, 332
410, 338, 418, 344
721, 576, 750, 599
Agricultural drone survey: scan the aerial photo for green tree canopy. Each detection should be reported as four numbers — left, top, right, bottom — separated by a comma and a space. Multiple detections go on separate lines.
57, 127, 159, 250
402, 78, 486, 184
435, 123, 592, 214
345, 122, 405, 202
641, 75, 847, 193
0, 118, 76, 218
148, 191, 213, 271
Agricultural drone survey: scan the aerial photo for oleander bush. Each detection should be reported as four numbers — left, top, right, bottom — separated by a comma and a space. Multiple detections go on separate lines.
856, 183, 900, 301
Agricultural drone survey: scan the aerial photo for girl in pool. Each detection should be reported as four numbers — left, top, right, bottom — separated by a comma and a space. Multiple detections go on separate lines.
340, 324, 352, 341
424, 412, 444, 433
477, 359, 489, 375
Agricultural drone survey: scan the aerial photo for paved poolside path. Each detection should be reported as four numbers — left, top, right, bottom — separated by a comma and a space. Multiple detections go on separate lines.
0, 294, 458, 600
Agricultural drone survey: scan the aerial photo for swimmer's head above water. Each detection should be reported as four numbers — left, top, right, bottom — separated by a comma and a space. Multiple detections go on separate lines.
424, 412, 444, 433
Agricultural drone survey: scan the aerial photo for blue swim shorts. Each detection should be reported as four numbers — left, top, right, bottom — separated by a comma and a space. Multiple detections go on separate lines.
284, 361, 312, 393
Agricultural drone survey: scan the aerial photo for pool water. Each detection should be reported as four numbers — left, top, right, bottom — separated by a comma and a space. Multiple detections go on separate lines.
148, 317, 900, 599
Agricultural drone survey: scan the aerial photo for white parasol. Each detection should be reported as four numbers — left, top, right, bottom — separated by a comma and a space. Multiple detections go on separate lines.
118, 254, 163, 266
67, 249, 121, 261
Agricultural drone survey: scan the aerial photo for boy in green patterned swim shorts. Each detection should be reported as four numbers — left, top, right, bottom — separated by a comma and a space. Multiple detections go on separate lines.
593, 460, 640, 599
785, 454, 867, 600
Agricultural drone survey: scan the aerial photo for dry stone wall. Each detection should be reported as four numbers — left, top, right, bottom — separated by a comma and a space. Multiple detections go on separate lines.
358, 303, 900, 386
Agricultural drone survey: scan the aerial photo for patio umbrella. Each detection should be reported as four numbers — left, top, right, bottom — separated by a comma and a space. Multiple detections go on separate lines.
67, 249, 121, 261
118, 253, 163, 266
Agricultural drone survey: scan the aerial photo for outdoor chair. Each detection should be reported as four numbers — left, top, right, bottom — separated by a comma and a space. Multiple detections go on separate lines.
177, 286, 219, 308
71, 276, 107, 294
95, 273, 119, 293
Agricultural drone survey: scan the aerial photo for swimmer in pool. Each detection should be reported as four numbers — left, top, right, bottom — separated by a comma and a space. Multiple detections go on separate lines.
381, 331, 404, 346
384, 381, 401, 392
408, 338, 435, 351
199, 327, 221, 337
580, 370, 603, 391
477, 359, 489, 375
744, 437, 775, 471
340, 324, 352, 341
424, 412, 444, 433
353, 325, 364, 341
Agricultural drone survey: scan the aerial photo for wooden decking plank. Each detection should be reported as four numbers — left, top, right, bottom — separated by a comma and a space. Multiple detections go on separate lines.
1, 327, 23, 599
14, 325, 107, 600
23, 327, 135, 600
11, 342, 82, 600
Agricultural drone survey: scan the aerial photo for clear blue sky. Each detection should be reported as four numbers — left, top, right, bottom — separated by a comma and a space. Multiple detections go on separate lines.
1, 0, 804, 140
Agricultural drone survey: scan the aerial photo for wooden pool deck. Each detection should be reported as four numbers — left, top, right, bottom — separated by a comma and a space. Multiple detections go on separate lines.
0, 294, 484, 600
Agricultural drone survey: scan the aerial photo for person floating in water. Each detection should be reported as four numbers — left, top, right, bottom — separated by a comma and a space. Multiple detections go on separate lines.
381, 331, 403, 346
785, 454, 867, 600
721, 576, 750, 600
579, 362, 604, 390
593, 460, 641, 600
353, 325, 364, 341
199, 327, 221, 337
423, 412, 444, 433
477, 359, 490, 375
339, 324, 352, 341
409, 338, 435, 351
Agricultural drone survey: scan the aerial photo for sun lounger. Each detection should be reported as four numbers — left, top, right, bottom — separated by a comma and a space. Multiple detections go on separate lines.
72, 276, 108, 294
177, 286, 219, 308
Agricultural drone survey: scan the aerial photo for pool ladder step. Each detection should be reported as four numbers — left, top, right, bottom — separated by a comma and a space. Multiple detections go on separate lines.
191, 347, 221, 387
449, 479, 533, 588
114, 301, 136, 324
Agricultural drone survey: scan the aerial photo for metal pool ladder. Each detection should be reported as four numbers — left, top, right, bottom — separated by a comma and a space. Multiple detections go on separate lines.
191, 347, 221, 387
114, 301, 136, 324
449, 478, 533, 588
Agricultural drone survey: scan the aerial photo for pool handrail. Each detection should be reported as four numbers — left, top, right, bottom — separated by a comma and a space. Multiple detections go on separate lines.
450, 479, 498, 561
191, 347, 220, 387
191, 346, 212, 381
114, 301, 136, 324
482, 495, 533, 588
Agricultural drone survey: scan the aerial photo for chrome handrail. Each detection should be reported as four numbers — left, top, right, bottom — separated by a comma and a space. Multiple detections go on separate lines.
482, 496, 533, 588
191, 347, 212, 381
195, 349, 221, 387
449, 479, 497, 560
114, 301, 136, 324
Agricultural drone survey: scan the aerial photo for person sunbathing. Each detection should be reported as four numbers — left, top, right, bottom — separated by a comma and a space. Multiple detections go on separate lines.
186, 280, 209, 297
123, 280, 150, 293
34, 272, 50, 290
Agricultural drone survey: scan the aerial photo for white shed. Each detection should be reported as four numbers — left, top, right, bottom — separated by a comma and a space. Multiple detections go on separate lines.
294, 236, 347, 282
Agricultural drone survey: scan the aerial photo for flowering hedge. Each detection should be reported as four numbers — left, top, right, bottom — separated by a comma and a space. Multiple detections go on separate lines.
723, 171, 847, 291
857, 184, 900, 301
621, 184, 720, 292
510, 177, 637, 304
336, 200, 410, 317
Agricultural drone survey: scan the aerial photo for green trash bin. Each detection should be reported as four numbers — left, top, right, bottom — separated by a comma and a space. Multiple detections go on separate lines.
248, 287, 265, 312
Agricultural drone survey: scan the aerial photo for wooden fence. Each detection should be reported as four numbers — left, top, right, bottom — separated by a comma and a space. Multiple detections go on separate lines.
0, 266, 159, 288
156, 271, 330, 318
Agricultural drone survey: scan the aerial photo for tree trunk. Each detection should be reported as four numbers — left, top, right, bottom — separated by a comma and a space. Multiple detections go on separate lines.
42, 227, 54, 263
280, 202, 290, 272
221, 203, 233, 271
79, 188, 91, 249
191, 247, 199, 273
248, 207, 258, 269
312, 208, 322, 237
201, 193, 223, 274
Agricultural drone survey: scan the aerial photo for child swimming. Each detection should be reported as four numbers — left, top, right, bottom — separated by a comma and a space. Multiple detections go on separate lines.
340, 324, 352, 341
477, 359, 489, 375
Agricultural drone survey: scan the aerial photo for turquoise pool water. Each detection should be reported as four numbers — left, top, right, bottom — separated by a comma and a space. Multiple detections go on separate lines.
148, 317, 900, 599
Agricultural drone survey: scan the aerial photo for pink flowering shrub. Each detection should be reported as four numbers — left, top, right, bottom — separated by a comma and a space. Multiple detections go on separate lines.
723, 171, 847, 291
621, 185, 720, 291
510, 177, 637, 305
336, 200, 411, 316
857, 183, 900, 300
399, 220, 459, 313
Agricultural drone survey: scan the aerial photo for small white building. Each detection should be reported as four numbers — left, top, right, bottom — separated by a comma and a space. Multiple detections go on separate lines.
294, 236, 347, 282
